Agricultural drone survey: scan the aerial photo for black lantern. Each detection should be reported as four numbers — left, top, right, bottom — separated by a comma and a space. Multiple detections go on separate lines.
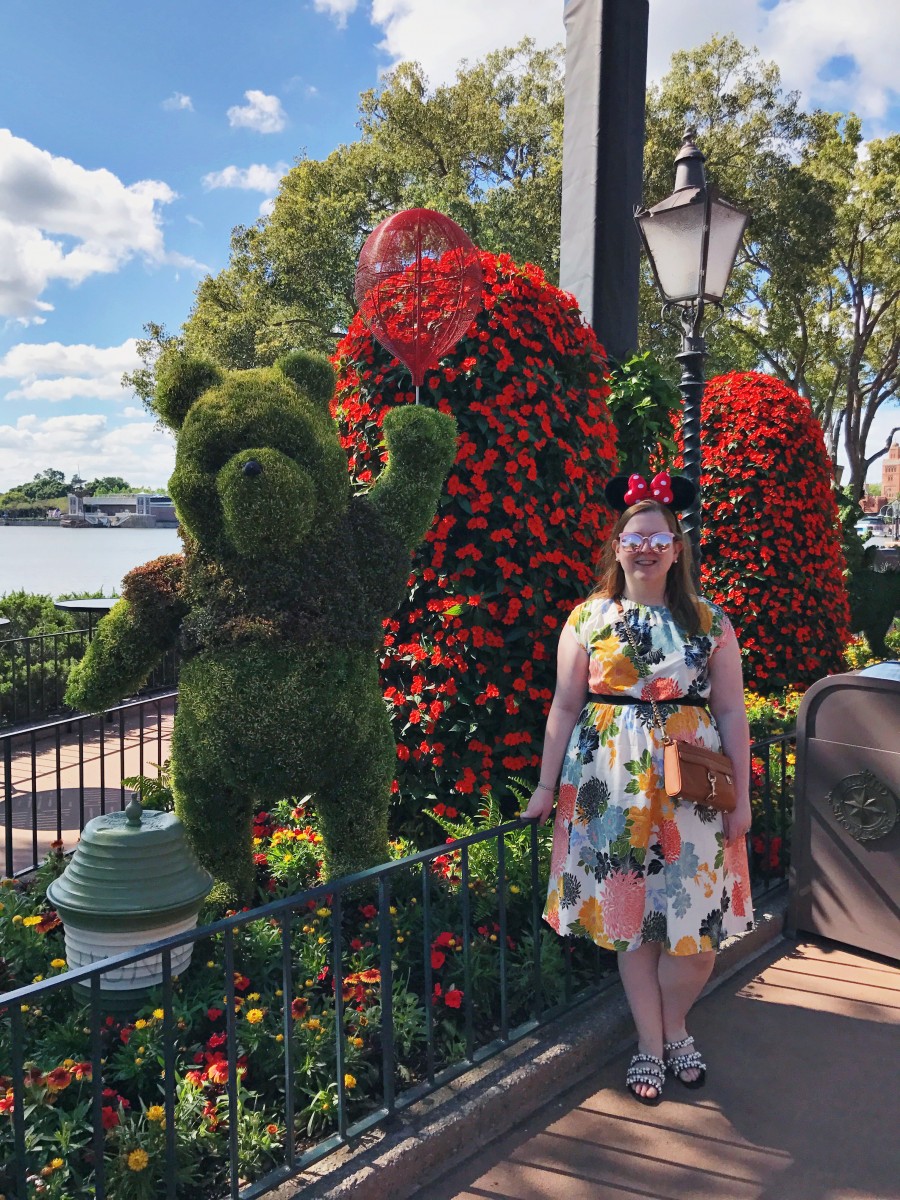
634, 130, 749, 576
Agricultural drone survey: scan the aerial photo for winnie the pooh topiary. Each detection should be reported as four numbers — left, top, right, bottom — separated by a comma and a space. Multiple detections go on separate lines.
65, 351, 457, 903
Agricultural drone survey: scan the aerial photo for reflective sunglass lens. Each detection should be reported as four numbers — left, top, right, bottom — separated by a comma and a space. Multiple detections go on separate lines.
619, 533, 675, 552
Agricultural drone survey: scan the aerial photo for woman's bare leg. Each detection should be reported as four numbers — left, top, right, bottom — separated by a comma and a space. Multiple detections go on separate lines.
617, 942, 664, 1098
658, 949, 716, 1082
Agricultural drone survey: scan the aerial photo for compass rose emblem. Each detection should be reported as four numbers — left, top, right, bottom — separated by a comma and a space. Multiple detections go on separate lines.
829, 770, 898, 843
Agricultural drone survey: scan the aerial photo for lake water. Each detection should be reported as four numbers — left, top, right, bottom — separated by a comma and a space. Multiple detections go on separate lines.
0, 526, 183, 596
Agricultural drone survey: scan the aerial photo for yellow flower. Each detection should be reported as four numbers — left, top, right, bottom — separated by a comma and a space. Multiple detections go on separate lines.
134, 1019, 148, 1030
32, 975, 43, 983
22, 915, 42, 927
389, 905, 397, 915
245, 1008, 264, 1024
304, 1018, 322, 1032
592, 634, 639, 689
147, 1105, 165, 1123
275, 1033, 284, 1043
134, 1057, 144, 1066
50, 958, 67, 969
673, 936, 699, 956
127, 1148, 149, 1172
248, 992, 260, 1002
152, 1008, 164, 1020
352, 1036, 364, 1048
344, 1073, 357, 1090
316, 907, 330, 917
577, 896, 605, 940
509, 884, 520, 894
626, 805, 653, 848
396, 935, 405, 944
50, 1158, 63, 1170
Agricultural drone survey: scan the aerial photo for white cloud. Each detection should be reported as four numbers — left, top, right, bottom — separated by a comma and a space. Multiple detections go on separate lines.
259, 197, 276, 218
0, 413, 175, 491
226, 90, 287, 134
312, 0, 360, 30
367, 0, 563, 83
0, 339, 141, 404
162, 92, 194, 112
201, 163, 288, 193
317, 1, 897, 125
0, 129, 189, 322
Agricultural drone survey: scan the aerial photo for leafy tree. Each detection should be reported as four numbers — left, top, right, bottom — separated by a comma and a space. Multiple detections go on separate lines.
21, 468, 66, 501
83, 476, 132, 494
605, 351, 681, 472
179, 39, 563, 366
642, 36, 900, 500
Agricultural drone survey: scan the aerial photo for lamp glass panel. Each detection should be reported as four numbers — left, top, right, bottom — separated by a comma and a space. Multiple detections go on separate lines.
703, 199, 748, 300
638, 204, 706, 302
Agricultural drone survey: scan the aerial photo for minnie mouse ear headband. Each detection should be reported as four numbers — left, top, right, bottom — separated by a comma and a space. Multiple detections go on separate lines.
604, 470, 697, 513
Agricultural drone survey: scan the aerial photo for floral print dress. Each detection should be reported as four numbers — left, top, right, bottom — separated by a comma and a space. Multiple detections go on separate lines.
543, 596, 754, 956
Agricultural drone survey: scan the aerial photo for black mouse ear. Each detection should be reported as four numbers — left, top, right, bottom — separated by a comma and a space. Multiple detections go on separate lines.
670, 475, 697, 512
603, 476, 631, 512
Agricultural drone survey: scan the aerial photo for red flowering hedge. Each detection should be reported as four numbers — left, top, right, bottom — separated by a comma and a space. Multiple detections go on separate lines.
699, 371, 850, 691
332, 251, 617, 825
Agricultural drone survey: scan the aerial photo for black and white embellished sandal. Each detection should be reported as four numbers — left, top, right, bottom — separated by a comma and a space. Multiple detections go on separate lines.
625, 1053, 666, 1106
664, 1036, 707, 1089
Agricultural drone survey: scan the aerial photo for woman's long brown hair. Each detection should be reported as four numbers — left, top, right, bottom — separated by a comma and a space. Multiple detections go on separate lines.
589, 500, 702, 637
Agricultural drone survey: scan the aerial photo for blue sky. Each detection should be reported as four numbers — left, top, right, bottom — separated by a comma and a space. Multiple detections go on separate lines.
0, 0, 898, 491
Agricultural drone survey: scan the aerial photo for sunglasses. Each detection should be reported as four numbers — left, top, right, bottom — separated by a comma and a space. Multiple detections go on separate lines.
618, 532, 680, 553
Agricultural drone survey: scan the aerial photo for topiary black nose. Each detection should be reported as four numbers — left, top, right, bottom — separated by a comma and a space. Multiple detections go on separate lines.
242, 459, 262, 477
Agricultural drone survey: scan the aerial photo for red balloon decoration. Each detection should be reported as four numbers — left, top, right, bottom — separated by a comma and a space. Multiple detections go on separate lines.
354, 208, 483, 389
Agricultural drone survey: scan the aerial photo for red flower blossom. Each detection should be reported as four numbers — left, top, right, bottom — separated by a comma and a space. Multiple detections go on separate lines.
602, 871, 645, 941
444, 988, 464, 1009
658, 820, 681, 865
101, 1105, 119, 1130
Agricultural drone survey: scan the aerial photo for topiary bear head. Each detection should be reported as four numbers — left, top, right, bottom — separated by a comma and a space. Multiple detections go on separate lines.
157, 350, 350, 560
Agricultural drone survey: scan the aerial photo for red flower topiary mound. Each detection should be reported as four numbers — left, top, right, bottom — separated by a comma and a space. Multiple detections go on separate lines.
333, 251, 618, 825
699, 370, 850, 692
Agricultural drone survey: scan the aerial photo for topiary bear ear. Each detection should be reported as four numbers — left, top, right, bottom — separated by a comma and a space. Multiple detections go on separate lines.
276, 351, 335, 409
153, 353, 223, 430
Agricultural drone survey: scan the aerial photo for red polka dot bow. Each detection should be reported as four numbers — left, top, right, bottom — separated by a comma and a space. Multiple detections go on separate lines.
623, 470, 674, 506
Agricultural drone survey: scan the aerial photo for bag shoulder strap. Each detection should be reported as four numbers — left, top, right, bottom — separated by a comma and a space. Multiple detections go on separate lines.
615, 598, 673, 746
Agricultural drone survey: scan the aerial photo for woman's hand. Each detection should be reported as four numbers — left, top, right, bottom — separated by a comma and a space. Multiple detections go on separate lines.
520, 788, 555, 827
723, 798, 752, 842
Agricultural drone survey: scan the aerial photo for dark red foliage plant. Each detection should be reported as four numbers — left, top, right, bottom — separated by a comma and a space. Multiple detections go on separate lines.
698, 371, 851, 692
333, 251, 618, 829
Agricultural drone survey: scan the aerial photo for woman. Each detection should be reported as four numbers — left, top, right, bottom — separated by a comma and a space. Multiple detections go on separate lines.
521, 475, 754, 1105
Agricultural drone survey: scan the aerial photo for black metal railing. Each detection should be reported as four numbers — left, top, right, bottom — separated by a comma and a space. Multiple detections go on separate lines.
0, 627, 179, 728
1, 692, 177, 878
0, 818, 613, 1200
748, 732, 796, 893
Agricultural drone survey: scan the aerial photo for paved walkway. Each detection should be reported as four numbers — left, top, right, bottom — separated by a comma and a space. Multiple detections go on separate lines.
1, 699, 174, 873
422, 940, 900, 1200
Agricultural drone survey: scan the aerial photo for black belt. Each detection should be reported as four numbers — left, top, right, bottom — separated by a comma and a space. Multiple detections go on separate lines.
586, 693, 710, 708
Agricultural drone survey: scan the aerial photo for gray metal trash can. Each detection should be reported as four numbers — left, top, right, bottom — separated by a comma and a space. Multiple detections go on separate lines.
788, 664, 900, 961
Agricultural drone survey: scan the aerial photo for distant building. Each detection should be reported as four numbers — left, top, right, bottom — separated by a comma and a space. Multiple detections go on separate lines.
883, 442, 900, 503
65, 491, 177, 527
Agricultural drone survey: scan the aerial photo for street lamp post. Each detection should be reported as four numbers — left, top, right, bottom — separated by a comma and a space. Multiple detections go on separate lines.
634, 131, 749, 578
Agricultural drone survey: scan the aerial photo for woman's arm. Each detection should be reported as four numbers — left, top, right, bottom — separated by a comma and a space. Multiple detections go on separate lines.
520, 624, 589, 826
707, 632, 752, 841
